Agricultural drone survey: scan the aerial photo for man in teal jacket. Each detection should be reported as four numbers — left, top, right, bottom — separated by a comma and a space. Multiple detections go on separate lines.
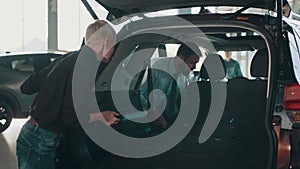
141, 43, 202, 129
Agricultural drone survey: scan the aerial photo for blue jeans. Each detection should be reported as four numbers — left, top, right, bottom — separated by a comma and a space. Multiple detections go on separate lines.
16, 121, 63, 169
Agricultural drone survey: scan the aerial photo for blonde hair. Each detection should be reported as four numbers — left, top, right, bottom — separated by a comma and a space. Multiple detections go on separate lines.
85, 20, 116, 45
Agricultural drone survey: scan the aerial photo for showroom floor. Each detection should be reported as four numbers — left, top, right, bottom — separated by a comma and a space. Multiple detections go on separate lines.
0, 118, 27, 169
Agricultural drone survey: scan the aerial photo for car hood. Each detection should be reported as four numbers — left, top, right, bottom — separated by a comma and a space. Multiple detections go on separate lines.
95, 0, 276, 18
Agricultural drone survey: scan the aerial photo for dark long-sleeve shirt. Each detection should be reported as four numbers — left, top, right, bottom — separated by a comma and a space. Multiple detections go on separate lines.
20, 46, 102, 133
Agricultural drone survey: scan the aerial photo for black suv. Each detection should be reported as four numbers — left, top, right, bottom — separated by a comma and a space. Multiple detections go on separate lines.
0, 52, 64, 132
56, 0, 300, 169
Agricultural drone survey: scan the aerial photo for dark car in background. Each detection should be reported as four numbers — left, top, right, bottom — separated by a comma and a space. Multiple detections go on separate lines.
0, 52, 64, 132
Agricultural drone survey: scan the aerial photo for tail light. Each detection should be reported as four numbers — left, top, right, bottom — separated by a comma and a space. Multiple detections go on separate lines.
284, 83, 300, 111
284, 84, 300, 169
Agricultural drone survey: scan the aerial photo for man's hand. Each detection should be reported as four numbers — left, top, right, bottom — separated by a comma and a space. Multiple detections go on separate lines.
89, 111, 120, 126
102, 111, 120, 126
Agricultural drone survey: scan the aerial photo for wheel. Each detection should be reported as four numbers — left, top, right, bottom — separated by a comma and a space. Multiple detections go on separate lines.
0, 101, 13, 133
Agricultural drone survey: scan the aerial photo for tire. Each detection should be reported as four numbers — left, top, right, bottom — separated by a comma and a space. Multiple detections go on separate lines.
0, 101, 13, 133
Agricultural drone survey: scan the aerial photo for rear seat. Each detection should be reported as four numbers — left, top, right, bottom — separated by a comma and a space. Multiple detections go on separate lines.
189, 53, 226, 133
184, 50, 272, 168
181, 54, 235, 168
226, 48, 272, 168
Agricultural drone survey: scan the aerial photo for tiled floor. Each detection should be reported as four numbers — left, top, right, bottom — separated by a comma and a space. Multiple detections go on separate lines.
0, 118, 27, 169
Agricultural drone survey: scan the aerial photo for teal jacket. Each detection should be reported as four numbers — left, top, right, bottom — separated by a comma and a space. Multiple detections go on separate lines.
224, 59, 243, 79
140, 57, 187, 121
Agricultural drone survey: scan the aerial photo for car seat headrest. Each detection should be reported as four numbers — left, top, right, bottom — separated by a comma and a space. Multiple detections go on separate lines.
200, 53, 226, 80
250, 48, 268, 78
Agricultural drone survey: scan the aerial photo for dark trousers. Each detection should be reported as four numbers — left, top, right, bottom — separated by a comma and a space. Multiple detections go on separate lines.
57, 126, 99, 169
